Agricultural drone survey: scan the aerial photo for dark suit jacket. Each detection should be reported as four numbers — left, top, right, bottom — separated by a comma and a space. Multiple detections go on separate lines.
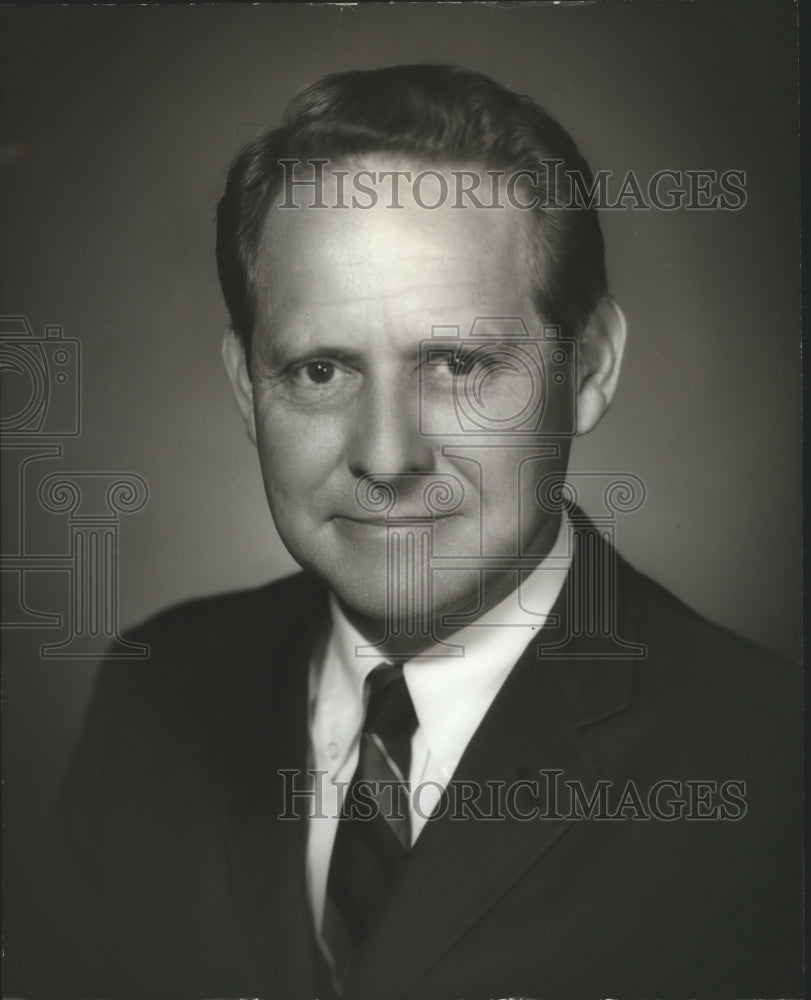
8, 528, 803, 999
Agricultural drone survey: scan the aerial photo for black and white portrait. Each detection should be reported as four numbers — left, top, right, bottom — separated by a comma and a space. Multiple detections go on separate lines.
1, 4, 802, 998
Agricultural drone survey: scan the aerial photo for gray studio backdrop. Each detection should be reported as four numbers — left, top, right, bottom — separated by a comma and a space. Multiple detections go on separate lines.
1, 0, 800, 906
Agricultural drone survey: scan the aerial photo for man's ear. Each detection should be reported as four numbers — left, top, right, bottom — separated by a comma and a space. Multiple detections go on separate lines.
575, 295, 627, 436
221, 328, 257, 445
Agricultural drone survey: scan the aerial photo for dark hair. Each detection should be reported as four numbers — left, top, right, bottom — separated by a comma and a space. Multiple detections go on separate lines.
216, 64, 607, 357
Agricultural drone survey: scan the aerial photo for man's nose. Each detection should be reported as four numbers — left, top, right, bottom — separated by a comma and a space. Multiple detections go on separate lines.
346, 379, 435, 478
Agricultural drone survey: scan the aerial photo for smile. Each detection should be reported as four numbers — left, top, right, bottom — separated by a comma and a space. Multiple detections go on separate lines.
333, 513, 456, 525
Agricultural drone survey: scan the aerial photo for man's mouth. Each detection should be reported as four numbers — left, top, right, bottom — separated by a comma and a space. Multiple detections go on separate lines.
332, 512, 457, 526
334, 515, 388, 526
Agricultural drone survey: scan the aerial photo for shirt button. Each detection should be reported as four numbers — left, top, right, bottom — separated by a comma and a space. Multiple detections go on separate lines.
328, 741, 340, 760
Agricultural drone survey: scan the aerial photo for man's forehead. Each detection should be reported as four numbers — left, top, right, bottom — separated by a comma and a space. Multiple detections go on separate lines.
254, 156, 538, 315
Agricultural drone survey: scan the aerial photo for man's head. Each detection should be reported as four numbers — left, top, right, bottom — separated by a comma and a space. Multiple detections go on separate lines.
218, 65, 626, 643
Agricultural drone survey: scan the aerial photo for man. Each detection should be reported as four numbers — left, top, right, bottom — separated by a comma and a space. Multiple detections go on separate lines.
13, 65, 802, 999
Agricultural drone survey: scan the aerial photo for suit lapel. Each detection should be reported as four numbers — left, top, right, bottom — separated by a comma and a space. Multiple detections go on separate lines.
213, 581, 329, 996
209, 525, 639, 998
346, 526, 638, 1000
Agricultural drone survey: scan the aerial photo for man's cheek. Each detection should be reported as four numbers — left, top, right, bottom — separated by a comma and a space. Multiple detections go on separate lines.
259, 416, 345, 494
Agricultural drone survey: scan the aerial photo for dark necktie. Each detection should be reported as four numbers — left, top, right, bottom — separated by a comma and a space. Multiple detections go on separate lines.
321, 663, 419, 990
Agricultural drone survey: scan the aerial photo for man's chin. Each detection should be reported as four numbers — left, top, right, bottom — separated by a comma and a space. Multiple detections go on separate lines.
284, 521, 488, 642
290, 541, 393, 624
323, 565, 486, 647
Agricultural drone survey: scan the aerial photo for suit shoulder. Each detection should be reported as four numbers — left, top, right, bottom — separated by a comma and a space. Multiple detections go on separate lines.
87, 570, 324, 730
128, 570, 323, 646
618, 554, 801, 730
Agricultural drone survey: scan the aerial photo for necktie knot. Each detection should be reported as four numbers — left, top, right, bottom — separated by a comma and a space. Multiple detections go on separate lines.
363, 663, 418, 742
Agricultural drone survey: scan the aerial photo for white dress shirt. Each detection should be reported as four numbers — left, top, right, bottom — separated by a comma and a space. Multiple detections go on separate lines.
305, 513, 571, 933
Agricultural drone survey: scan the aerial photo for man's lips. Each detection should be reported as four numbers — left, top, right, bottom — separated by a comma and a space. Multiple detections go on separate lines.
332, 512, 456, 525
333, 515, 387, 527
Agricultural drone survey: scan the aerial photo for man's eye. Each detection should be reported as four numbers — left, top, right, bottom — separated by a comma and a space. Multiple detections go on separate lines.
452, 351, 520, 377
303, 361, 336, 384
289, 360, 342, 388
284, 359, 358, 399
443, 352, 476, 374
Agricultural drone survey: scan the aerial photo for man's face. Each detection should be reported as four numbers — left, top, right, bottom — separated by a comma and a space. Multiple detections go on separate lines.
231, 161, 601, 636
